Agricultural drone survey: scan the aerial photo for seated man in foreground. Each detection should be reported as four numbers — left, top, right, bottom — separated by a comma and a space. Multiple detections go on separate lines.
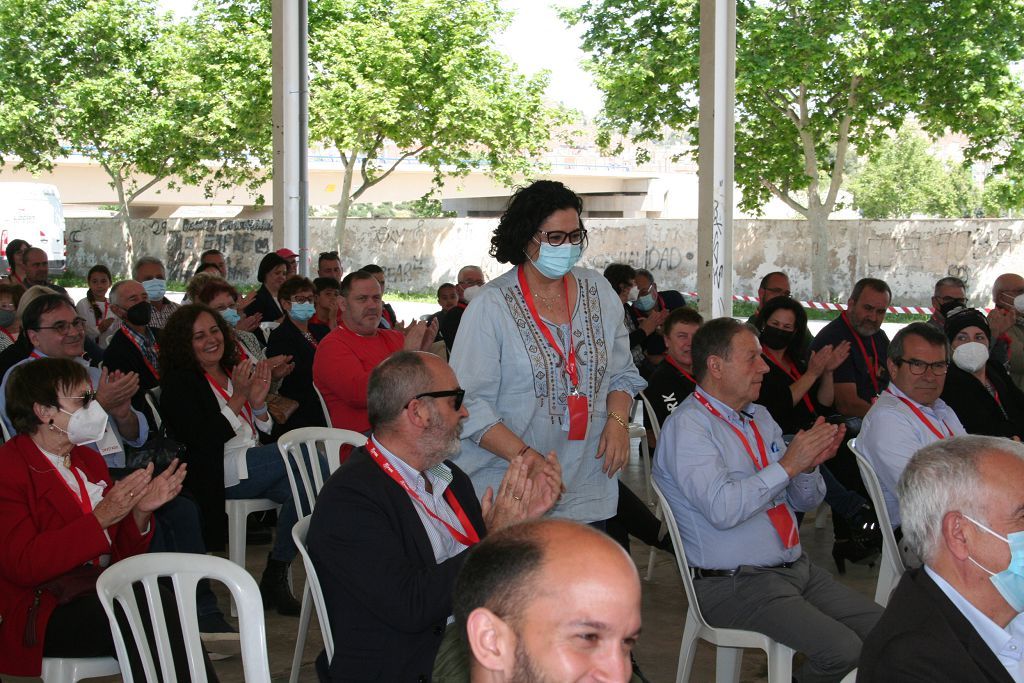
455, 519, 642, 683
308, 351, 560, 682
653, 317, 883, 683
859, 436, 1024, 682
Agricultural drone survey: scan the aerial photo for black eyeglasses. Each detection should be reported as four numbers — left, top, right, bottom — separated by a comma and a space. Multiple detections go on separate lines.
406, 388, 466, 411
58, 390, 97, 407
36, 318, 86, 336
893, 358, 949, 375
536, 228, 588, 247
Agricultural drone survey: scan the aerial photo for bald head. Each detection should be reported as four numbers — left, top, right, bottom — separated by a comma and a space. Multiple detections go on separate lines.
457, 520, 641, 682
993, 273, 1024, 311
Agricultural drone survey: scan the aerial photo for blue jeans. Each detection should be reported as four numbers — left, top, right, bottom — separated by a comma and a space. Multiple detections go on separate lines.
225, 444, 298, 563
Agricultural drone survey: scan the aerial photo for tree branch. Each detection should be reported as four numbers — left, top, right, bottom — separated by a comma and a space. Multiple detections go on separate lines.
823, 75, 863, 211
795, 84, 820, 202
126, 174, 166, 206
352, 143, 428, 201
761, 177, 809, 216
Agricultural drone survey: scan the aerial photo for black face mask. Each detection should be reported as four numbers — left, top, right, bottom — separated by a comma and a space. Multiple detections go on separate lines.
760, 325, 795, 351
125, 301, 152, 326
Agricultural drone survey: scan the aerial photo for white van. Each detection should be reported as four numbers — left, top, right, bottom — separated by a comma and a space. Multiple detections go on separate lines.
0, 182, 66, 276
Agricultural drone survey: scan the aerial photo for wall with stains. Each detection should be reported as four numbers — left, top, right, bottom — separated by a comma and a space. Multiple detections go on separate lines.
66, 217, 1024, 305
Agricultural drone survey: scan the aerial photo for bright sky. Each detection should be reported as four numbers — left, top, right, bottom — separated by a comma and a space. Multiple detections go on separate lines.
156, 0, 603, 117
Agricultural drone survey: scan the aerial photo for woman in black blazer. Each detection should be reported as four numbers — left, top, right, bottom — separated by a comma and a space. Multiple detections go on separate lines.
243, 252, 288, 323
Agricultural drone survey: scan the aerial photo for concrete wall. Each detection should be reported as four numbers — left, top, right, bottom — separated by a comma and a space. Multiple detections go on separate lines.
66, 217, 1024, 306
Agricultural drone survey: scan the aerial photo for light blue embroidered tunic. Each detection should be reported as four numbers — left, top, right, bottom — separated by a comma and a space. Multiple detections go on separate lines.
449, 265, 646, 523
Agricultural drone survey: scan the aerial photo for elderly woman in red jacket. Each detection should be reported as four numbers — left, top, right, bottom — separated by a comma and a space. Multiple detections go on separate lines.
0, 358, 190, 678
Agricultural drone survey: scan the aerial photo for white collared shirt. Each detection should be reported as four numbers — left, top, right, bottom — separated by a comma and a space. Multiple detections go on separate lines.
926, 565, 1024, 681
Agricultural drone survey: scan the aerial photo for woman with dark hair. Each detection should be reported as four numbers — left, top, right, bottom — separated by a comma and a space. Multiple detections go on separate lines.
449, 180, 646, 532
158, 304, 301, 616
602, 262, 668, 373
76, 264, 117, 347
0, 358, 199, 678
243, 252, 289, 323
0, 282, 24, 352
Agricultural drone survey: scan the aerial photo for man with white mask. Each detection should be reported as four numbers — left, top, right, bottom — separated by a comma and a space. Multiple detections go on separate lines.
439, 265, 488, 352
941, 307, 1024, 441
858, 323, 966, 535
860, 436, 1024, 682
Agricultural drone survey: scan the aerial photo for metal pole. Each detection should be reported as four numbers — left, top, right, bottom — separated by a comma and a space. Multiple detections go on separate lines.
697, 0, 736, 319
298, 0, 310, 277
271, 0, 301, 260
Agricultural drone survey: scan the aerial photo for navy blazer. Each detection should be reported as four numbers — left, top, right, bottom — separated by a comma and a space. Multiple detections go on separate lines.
307, 446, 486, 682
859, 568, 1015, 682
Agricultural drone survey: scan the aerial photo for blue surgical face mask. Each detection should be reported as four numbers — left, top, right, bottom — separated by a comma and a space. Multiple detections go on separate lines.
220, 307, 241, 327
141, 278, 167, 302
289, 301, 316, 322
529, 240, 583, 279
635, 292, 656, 312
963, 513, 1024, 612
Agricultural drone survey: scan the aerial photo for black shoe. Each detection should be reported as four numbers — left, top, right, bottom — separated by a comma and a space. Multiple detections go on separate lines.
832, 539, 879, 575
198, 613, 239, 642
259, 553, 301, 616
846, 504, 882, 549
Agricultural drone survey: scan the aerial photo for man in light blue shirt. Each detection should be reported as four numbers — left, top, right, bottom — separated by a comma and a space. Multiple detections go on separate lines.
653, 317, 883, 683
858, 322, 965, 530
860, 436, 1024, 682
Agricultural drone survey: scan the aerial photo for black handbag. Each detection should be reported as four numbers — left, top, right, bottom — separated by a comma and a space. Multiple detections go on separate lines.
124, 425, 186, 473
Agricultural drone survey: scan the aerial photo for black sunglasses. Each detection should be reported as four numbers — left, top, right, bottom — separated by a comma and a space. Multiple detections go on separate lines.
406, 388, 465, 411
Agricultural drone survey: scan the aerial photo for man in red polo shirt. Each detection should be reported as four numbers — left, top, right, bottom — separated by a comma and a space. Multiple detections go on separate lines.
313, 271, 436, 432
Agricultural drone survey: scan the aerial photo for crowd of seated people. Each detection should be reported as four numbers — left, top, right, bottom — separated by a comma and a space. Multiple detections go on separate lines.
5, 200, 1024, 683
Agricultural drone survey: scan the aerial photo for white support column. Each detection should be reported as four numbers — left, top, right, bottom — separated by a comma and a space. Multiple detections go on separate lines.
271, 0, 305, 268
696, 0, 736, 320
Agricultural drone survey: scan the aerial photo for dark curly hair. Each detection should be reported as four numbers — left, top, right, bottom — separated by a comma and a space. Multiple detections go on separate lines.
256, 252, 288, 284
602, 263, 636, 297
489, 180, 584, 265
158, 303, 240, 376
6, 357, 89, 435
759, 296, 808, 362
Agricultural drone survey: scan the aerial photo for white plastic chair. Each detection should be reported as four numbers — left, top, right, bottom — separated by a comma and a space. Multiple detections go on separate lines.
313, 383, 332, 427
226, 498, 281, 571
278, 427, 364, 683
651, 479, 795, 683
638, 390, 666, 581
144, 387, 162, 431
40, 656, 120, 682
850, 439, 906, 607
627, 396, 654, 505
96, 552, 271, 683
0, 413, 11, 442
291, 516, 334, 681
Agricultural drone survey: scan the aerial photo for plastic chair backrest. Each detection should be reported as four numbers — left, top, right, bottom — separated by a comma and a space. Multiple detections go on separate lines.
144, 388, 162, 431
96, 553, 271, 683
638, 390, 661, 440
850, 439, 907, 578
278, 427, 365, 517
293, 516, 335, 660
312, 383, 332, 427
651, 478, 712, 630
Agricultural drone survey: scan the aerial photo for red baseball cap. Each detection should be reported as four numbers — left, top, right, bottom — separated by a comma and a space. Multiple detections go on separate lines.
275, 248, 299, 260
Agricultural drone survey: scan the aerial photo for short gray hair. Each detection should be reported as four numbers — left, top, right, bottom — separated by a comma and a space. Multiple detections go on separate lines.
108, 280, 134, 308
899, 435, 1024, 563
133, 256, 165, 278
933, 276, 967, 296
367, 351, 435, 432
888, 322, 951, 363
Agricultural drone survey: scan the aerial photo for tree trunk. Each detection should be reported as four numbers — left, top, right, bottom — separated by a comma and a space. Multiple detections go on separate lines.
806, 201, 831, 300
333, 150, 358, 258
112, 175, 135, 277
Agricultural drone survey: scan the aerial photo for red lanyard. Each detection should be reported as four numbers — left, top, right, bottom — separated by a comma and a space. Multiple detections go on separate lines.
0, 327, 14, 344
517, 266, 579, 390
887, 390, 953, 439
762, 350, 816, 415
205, 373, 255, 436
366, 439, 480, 547
235, 340, 249, 361
29, 350, 43, 359
694, 391, 769, 470
119, 327, 160, 380
665, 355, 697, 385
841, 311, 879, 393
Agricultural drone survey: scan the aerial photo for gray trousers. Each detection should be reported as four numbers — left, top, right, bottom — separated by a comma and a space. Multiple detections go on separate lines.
693, 554, 883, 683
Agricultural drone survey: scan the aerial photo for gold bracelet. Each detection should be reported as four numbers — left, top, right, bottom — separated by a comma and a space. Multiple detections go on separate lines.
607, 411, 629, 431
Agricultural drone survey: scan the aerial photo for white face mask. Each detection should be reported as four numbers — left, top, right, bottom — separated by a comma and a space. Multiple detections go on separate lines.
57, 401, 109, 445
462, 285, 482, 304
626, 285, 639, 302
952, 341, 989, 373
1014, 293, 1024, 315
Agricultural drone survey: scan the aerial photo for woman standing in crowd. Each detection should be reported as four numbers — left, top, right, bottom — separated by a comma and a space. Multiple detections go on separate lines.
942, 306, 1024, 439
0, 358, 207, 679
0, 282, 24, 352
76, 264, 117, 348
450, 180, 645, 532
244, 252, 289, 324
158, 304, 301, 616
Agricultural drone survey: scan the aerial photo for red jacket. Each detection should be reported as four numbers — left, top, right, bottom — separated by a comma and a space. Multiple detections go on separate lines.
312, 323, 404, 433
0, 434, 152, 676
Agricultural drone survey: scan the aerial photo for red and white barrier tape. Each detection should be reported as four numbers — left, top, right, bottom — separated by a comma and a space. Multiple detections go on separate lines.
682, 292, 984, 316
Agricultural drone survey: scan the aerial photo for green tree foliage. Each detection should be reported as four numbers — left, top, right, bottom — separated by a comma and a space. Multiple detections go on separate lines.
307, 0, 570, 243
566, 0, 1024, 296
0, 0, 269, 262
848, 123, 981, 219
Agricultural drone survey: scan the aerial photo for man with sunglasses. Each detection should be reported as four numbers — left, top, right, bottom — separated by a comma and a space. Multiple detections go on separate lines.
308, 351, 559, 682
858, 323, 965, 536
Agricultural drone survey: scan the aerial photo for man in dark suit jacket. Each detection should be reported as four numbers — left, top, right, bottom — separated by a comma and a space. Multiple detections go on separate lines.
859, 435, 1024, 682
307, 351, 559, 682
104, 280, 161, 430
